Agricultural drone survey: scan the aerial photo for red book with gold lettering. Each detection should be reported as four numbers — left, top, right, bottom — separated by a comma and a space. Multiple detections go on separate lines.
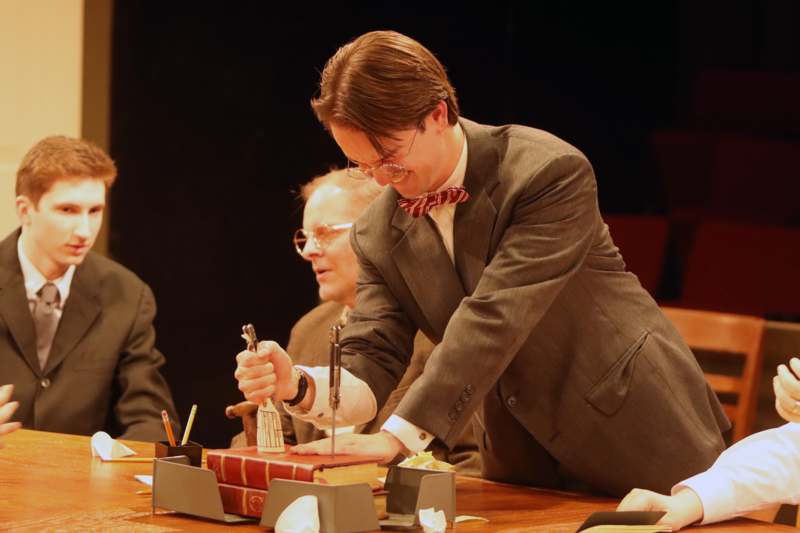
218, 482, 268, 518
206, 446, 381, 491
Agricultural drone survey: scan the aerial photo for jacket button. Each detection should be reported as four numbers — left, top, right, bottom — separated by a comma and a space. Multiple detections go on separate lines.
506, 395, 517, 408
40, 378, 51, 388
448, 411, 458, 422
465, 385, 474, 394
460, 391, 470, 402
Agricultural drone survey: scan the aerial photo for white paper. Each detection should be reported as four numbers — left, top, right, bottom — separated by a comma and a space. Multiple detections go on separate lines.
419, 507, 446, 533
275, 495, 320, 533
90, 431, 135, 460
455, 515, 489, 523
134, 474, 153, 487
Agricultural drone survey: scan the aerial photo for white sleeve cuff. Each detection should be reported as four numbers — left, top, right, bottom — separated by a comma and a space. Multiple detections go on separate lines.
676, 470, 736, 525
381, 414, 435, 454
283, 365, 377, 430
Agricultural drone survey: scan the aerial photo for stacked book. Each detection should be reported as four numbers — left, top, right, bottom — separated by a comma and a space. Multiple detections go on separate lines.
206, 446, 381, 517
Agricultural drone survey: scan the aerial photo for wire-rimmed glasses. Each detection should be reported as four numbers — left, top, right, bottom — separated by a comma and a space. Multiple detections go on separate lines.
293, 223, 353, 256
345, 126, 420, 183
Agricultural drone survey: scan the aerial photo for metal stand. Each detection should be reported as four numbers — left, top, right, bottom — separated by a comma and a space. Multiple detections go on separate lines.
151, 456, 255, 524
380, 466, 456, 530
261, 479, 379, 533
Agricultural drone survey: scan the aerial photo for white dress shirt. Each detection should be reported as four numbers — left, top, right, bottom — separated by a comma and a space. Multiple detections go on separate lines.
17, 236, 75, 319
287, 126, 469, 454
676, 422, 800, 524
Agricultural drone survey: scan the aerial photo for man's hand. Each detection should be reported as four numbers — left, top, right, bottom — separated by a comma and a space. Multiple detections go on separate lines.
291, 431, 406, 464
774, 357, 800, 423
235, 341, 296, 403
0, 384, 21, 449
617, 487, 703, 531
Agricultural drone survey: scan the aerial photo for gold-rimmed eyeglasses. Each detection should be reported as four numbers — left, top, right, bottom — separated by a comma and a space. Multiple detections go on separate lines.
345, 126, 421, 183
293, 223, 353, 256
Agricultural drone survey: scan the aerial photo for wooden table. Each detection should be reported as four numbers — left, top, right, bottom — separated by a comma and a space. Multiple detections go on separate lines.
0, 430, 791, 532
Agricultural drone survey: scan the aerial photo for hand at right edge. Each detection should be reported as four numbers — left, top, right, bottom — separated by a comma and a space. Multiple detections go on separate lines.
0, 384, 21, 449
617, 487, 704, 531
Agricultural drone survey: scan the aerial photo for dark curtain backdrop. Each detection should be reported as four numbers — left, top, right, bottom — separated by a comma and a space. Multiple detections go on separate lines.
108, 2, 796, 447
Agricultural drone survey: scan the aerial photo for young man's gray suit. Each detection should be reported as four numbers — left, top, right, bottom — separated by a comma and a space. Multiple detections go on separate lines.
341, 118, 729, 496
0, 230, 178, 441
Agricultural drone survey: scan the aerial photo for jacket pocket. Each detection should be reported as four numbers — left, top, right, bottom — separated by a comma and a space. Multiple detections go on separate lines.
585, 330, 650, 416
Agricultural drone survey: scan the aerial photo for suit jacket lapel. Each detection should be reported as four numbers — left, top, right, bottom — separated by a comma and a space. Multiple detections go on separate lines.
387, 119, 500, 336
45, 258, 101, 374
391, 207, 465, 337
454, 118, 500, 295
0, 230, 39, 373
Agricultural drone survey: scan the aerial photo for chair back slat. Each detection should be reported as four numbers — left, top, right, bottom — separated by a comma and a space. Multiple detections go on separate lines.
662, 306, 765, 442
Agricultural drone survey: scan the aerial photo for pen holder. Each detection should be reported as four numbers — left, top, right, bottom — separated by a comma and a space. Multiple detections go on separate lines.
155, 440, 203, 467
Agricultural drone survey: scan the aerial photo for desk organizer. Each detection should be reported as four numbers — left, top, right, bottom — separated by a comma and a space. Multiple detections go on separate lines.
154, 440, 203, 467
152, 458, 456, 532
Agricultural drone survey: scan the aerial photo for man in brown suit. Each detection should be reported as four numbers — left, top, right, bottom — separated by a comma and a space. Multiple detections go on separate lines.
1, 136, 178, 441
236, 31, 728, 496
229, 169, 479, 474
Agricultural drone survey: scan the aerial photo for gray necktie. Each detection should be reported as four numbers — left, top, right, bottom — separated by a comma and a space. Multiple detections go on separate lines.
33, 282, 60, 370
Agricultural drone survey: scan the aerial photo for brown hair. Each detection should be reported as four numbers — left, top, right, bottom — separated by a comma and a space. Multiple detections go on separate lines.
310, 31, 459, 153
300, 168, 384, 216
16, 135, 117, 205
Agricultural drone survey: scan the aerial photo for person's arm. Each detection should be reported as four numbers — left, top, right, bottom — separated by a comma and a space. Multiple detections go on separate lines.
114, 284, 180, 441
0, 384, 21, 449
235, 346, 379, 429
618, 423, 800, 528
617, 487, 703, 531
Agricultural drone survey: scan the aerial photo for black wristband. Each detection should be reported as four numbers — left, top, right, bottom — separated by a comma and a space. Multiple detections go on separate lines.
286, 370, 308, 407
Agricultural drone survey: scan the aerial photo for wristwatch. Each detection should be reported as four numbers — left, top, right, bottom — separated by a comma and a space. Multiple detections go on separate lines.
286, 367, 309, 407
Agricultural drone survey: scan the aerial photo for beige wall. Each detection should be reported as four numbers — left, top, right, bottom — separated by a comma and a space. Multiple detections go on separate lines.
0, 0, 112, 253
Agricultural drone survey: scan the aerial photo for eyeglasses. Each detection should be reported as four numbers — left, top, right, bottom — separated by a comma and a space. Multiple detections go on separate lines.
293, 223, 353, 255
345, 126, 421, 183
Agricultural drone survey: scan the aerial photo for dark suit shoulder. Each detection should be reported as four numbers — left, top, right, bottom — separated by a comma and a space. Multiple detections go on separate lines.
83, 251, 144, 283
287, 300, 344, 366
77, 252, 153, 307
464, 118, 586, 162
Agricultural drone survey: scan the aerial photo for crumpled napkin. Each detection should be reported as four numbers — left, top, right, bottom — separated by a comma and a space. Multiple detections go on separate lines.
419, 507, 446, 533
398, 451, 455, 472
275, 495, 320, 533
90, 431, 135, 460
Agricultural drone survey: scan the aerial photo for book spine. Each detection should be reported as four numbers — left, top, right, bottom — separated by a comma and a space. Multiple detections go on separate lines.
207, 453, 316, 489
218, 482, 268, 518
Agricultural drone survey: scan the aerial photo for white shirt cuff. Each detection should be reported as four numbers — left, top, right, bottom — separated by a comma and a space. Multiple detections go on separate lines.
676, 471, 736, 525
283, 365, 377, 430
381, 414, 435, 454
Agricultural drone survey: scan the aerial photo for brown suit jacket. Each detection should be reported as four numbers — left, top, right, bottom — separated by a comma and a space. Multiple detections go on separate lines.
275, 300, 480, 476
0, 230, 179, 441
341, 118, 729, 496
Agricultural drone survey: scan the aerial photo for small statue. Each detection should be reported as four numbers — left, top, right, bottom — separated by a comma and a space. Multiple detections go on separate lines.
240, 324, 285, 453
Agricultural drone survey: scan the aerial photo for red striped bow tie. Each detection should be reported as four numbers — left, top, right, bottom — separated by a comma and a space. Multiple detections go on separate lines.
397, 186, 470, 218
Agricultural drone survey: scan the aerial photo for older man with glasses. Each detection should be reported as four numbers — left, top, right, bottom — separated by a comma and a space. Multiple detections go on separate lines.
228, 168, 480, 473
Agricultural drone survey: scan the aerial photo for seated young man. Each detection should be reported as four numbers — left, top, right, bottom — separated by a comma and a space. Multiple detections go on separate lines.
2, 136, 179, 441
617, 357, 800, 530
228, 169, 480, 474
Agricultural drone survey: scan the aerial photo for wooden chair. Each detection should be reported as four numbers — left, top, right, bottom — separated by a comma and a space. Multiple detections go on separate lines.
661, 306, 765, 443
